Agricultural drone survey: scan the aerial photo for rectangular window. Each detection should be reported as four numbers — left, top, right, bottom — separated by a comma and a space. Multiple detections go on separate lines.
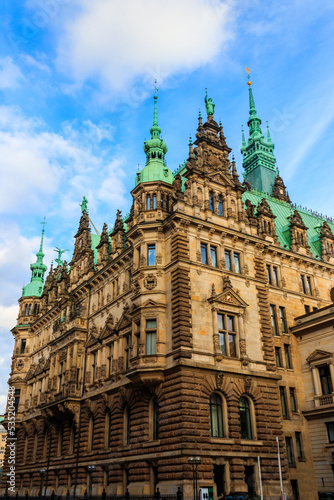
280, 386, 287, 417
91, 353, 96, 383
279, 306, 287, 333
148, 244, 156, 266
272, 266, 279, 286
319, 365, 333, 395
210, 245, 217, 267
146, 195, 151, 210
285, 436, 294, 465
233, 252, 241, 274
295, 432, 303, 459
270, 305, 278, 336
135, 322, 140, 357
20, 339, 26, 354
300, 274, 306, 294
304, 304, 310, 314
266, 265, 272, 284
125, 335, 131, 369
326, 422, 334, 443
14, 389, 21, 413
218, 313, 237, 357
153, 194, 157, 209
284, 344, 292, 369
291, 480, 299, 500
58, 362, 65, 392
290, 387, 297, 412
146, 319, 157, 355
306, 276, 312, 295
225, 250, 231, 271
275, 347, 282, 367
201, 243, 208, 265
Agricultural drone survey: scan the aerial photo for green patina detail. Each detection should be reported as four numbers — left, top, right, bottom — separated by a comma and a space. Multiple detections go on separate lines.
80, 196, 88, 214
136, 82, 173, 186
22, 218, 48, 298
205, 89, 215, 116
241, 82, 277, 194
242, 190, 334, 259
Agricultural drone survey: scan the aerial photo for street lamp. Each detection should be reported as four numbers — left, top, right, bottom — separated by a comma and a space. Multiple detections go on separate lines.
188, 457, 201, 500
87, 466, 95, 500
39, 469, 46, 500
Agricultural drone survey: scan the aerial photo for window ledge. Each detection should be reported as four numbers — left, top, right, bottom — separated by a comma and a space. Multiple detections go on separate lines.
240, 439, 263, 446
141, 439, 160, 448
210, 437, 234, 444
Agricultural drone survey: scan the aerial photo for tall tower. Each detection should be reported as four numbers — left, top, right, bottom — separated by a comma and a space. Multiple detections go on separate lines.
241, 69, 277, 194
22, 219, 47, 299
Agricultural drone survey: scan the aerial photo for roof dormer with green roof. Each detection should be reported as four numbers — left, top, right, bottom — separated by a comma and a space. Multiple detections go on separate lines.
22, 219, 48, 298
135, 82, 174, 186
241, 72, 277, 195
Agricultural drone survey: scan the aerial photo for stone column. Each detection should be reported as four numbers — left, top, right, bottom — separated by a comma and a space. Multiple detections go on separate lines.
312, 366, 321, 396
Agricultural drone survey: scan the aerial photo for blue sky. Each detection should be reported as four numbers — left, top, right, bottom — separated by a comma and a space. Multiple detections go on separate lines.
1, 0, 334, 411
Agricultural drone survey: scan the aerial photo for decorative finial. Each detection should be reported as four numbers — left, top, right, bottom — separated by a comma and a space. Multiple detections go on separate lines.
198, 109, 202, 118
246, 66, 252, 86
189, 135, 192, 145
154, 79, 158, 97
39, 217, 46, 252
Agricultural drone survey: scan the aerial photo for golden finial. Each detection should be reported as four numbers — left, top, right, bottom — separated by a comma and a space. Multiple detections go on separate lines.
246, 66, 252, 86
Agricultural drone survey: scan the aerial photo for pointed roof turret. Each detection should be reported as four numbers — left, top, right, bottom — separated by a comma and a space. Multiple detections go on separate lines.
22, 218, 48, 297
136, 81, 173, 186
241, 68, 277, 195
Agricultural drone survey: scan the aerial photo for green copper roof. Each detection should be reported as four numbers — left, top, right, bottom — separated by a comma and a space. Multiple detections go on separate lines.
241, 79, 277, 195
22, 220, 48, 298
136, 82, 173, 186
242, 190, 334, 259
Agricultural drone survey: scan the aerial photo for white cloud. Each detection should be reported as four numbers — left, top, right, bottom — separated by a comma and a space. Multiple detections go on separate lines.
0, 106, 127, 215
0, 57, 24, 89
57, 0, 234, 94
0, 305, 19, 331
0, 395, 7, 414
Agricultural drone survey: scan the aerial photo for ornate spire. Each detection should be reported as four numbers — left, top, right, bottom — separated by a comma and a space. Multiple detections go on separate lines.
241, 68, 277, 195
22, 219, 48, 297
136, 81, 173, 186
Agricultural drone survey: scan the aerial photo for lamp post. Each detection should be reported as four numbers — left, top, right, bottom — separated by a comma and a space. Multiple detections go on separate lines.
87, 466, 95, 500
188, 457, 201, 500
39, 469, 46, 500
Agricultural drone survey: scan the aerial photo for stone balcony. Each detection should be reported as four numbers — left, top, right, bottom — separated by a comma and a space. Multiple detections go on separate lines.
315, 393, 334, 407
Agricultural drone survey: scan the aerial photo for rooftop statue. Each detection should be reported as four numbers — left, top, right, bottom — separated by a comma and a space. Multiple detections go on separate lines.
205, 89, 215, 116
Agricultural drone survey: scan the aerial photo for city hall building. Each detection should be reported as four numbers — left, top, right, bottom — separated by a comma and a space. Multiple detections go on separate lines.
2, 78, 334, 500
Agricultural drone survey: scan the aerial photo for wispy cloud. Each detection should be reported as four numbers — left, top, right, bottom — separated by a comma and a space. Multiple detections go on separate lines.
0, 57, 24, 89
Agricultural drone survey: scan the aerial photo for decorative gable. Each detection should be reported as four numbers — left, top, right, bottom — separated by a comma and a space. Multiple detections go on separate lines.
208, 275, 248, 310
256, 198, 278, 242
289, 210, 311, 255
320, 221, 334, 262
306, 349, 333, 364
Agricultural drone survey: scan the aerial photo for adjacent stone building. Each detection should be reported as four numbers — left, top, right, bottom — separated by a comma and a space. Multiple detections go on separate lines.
291, 302, 334, 497
2, 78, 334, 500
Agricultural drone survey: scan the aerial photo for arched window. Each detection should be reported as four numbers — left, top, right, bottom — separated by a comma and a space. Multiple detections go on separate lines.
88, 415, 95, 451
239, 397, 253, 440
124, 406, 131, 445
210, 393, 224, 437
152, 397, 159, 441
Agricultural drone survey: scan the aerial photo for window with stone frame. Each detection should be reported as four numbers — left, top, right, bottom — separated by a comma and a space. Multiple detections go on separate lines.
239, 396, 253, 440
91, 352, 96, 383
124, 405, 131, 445
326, 421, 334, 443
270, 305, 278, 336
124, 333, 132, 370
151, 396, 160, 441
295, 432, 303, 459
147, 244, 156, 266
279, 386, 288, 418
300, 274, 313, 295
275, 346, 282, 367
146, 319, 157, 355
201, 242, 218, 267
319, 364, 333, 395
217, 312, 237, 357
210, 393, 224, 438
88, 415, 94, 451
284, 344, 292, 369
285, 436, 294, 465
224, 249, 241, 273
20, 339, 26, 354
107, 343, 113, 377
266, 264, 279, 286
289, 387, 297, 412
